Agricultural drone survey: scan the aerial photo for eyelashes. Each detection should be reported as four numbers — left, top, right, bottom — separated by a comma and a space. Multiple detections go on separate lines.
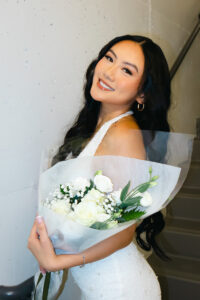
104, 55, 133, 75
122, 68, 132, 75
105, 54, 113, 62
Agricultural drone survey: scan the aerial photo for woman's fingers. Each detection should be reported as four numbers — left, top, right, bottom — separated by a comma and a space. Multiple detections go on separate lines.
29, 219, 38, 239
35, 216, 49, 243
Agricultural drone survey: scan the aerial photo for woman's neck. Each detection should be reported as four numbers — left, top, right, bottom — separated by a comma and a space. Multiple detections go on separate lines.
97, 105, 131, 127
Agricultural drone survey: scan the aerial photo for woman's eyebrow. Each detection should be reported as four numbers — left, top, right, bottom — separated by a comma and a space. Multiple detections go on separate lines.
108, 49, 139, 73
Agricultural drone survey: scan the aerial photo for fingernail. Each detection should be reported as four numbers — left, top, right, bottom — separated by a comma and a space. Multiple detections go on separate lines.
36, 216, 43, 224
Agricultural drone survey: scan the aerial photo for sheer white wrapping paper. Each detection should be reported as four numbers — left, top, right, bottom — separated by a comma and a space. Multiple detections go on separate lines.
34, 131, 194, 299
39, 155, 181, 253
38, 131, 194, 253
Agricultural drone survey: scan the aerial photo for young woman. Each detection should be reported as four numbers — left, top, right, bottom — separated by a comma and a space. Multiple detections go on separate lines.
28, 34, 171, 299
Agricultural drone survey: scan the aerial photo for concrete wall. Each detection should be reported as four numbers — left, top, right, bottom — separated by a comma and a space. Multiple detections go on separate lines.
149, 0, 200, 134
0, 0, 199, 285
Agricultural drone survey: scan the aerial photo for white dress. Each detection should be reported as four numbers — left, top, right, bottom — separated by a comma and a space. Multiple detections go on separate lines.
60, 110, 161, 300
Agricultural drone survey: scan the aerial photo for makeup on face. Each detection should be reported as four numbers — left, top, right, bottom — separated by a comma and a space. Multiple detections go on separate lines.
90, 40, 145, 107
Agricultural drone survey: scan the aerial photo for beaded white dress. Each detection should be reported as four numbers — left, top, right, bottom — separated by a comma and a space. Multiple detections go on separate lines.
60, 110, 161, 300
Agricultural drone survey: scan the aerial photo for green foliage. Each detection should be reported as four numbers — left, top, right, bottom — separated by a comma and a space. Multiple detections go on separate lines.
119, 196, 142, 209
90, 221, 109, 230
120, 210, 146, 221
120, 181, 130, 202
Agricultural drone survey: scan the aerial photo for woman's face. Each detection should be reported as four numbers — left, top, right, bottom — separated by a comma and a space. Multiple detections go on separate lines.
90, 40, 145, 107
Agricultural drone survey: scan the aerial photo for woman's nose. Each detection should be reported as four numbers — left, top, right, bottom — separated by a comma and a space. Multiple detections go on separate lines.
103, 65, 116, 82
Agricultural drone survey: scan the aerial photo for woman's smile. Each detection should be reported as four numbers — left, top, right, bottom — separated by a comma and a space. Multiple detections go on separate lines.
97, 79, 115, 91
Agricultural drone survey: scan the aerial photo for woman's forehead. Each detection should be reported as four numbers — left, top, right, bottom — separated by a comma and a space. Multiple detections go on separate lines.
109, 40, 145, 72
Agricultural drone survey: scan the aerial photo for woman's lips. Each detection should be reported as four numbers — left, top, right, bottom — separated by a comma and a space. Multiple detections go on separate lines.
97, 79, 114, 91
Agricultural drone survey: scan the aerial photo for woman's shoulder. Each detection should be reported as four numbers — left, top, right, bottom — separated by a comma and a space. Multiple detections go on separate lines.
110, 115, 140, 134
103, 115, 146, 159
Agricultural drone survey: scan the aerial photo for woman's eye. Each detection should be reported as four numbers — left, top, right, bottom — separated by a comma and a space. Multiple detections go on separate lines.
123, 68, 132, 75
105, 55, 113, 62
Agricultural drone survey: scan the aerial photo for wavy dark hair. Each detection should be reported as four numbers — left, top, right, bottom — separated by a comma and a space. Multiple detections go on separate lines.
52, 34, 171, 261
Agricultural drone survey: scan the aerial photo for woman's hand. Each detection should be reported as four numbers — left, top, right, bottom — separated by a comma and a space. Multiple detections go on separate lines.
27, 216, 58, 272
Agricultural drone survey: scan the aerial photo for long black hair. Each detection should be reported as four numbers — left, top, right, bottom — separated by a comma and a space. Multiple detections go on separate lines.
52, 34, 171, 261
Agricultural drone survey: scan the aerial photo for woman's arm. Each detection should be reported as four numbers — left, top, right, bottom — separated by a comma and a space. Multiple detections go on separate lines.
28, 217, 137, 272
56, 223, 137, 271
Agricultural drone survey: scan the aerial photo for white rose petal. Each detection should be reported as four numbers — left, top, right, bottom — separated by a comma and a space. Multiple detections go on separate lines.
94, 175, 113, 193
51, 200, 71, 215
140, 191, 153, 207
71, 201, 107, 227
111, 188, 122, 205
96, 213, 110, 222
82, 188, 104, 204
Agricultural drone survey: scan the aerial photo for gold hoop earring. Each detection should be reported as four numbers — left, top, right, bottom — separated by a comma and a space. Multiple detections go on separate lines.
137, 103, 145, 111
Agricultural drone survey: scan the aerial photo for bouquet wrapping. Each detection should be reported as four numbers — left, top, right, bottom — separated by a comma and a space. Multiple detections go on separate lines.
34, 131, 194, 299
39, 155, 181, 253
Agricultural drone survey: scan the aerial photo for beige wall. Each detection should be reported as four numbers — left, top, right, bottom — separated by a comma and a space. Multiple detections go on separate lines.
150, 0, 200, 134
0, 0, 199, 285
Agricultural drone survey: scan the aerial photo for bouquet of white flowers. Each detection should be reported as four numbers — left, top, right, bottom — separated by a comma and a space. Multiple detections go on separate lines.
42, 167, 157, 230
33, 131, 194, 300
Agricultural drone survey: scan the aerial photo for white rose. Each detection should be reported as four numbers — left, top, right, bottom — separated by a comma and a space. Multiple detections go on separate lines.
94, 174, 113, 193
111, 188, 122, 205
72, 177, 90, 191
72, 201, 108, 227
82, 188, 104, 204
139, 191, 153, 207
96, 212, 110, 222
51, 200, 71, 216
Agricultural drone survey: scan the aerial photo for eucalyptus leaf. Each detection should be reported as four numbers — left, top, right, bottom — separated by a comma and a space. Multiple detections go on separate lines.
120, 196, 142, 209
136, 183, 151, 193
120, 181, 131, 202
124, 196, 142, 204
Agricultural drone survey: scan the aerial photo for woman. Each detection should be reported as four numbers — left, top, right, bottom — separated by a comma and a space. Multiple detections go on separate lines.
28, 34, 171, 299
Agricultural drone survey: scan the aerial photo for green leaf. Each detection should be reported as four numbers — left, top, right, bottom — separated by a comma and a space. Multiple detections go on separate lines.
136, 182, 151, 193
115, 216, 126, 223
120, 181, 131, 202
90, 221, 109, 230
124, 196, 142, 204
121, 210, 146, 221
42, 272, 51, 300
119, 196, 142, 209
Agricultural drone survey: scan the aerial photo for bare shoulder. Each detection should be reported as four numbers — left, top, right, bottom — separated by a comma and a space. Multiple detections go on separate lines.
104, 116, 146, 159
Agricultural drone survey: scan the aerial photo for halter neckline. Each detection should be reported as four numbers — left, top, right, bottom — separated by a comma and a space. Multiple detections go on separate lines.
77, 110, 134, 158
97, 110, 133, 128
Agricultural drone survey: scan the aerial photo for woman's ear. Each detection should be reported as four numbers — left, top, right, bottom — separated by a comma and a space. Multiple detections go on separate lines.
135, 92, 145, 104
